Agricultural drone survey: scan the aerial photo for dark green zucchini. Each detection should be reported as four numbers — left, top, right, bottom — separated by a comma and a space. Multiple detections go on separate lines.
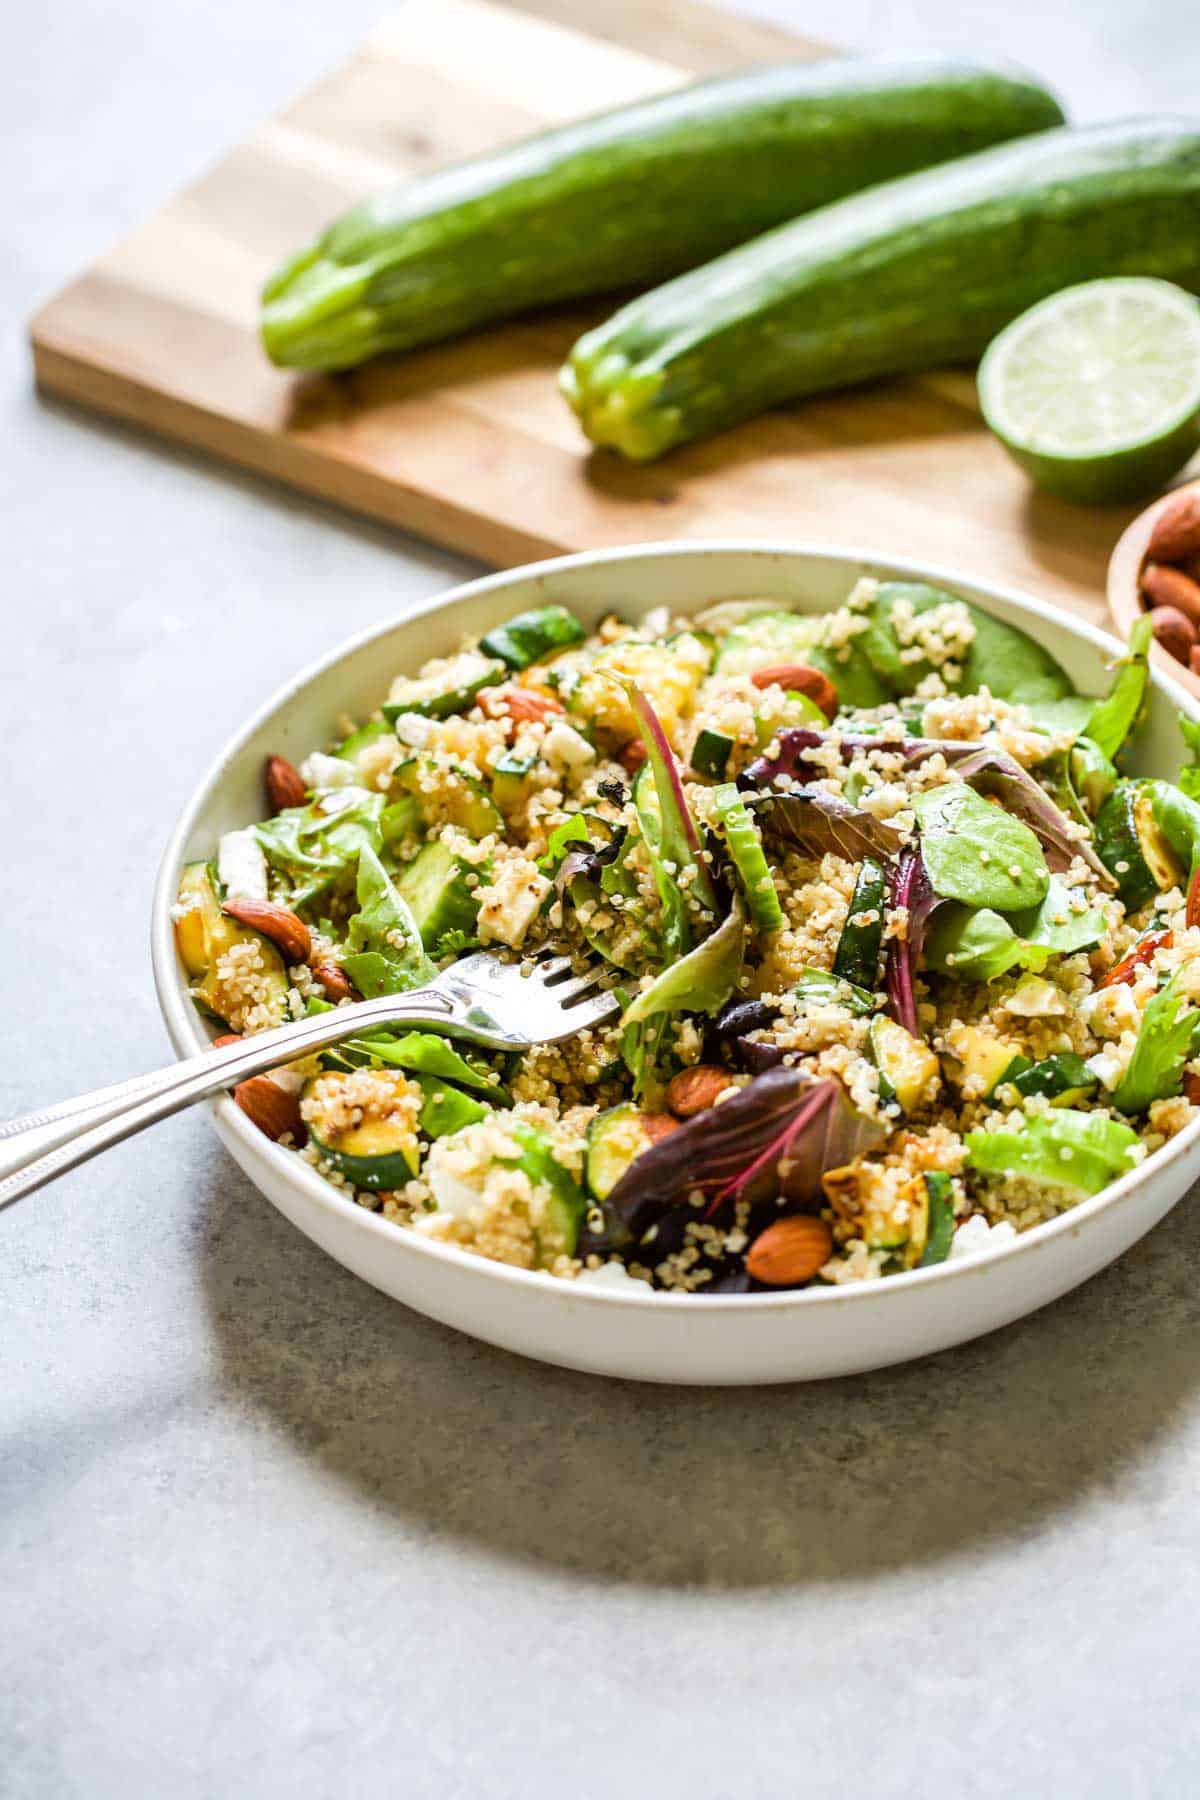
382, 650, 505, 722
262, 57, 1063, 370
995, 1052, 1098, 1106
563, 120, 1200, 460
691, 728, 734, 781
482, 605, 585, 670
1095, 780, 1184, 910
833, 859, 886, 989
918, 1173, 956, 1267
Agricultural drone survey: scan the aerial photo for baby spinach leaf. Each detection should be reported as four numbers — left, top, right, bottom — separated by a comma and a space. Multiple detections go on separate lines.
925, 878, 1102, 983
926, 906, 1033, 981
341, 844, 434, 998
966, 1109, 1139, 1199
1111, 973, 1200, 1115
862, 583, 1074, 706
913, 784, 1049, 912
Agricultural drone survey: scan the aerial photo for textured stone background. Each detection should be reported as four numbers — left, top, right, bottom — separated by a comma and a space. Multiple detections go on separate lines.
4, 2, 1200, 1793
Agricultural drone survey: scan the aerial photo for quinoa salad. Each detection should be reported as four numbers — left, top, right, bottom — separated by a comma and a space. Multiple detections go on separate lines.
173, 583, 1200, 1296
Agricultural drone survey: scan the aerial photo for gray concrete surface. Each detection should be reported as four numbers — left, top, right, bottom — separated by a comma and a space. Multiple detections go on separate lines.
4, 2, 1200, 1794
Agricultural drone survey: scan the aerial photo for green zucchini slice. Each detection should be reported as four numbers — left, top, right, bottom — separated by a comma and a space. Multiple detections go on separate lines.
832, 858, 886, 990
303, 1071, 421, 1191
712, 782, 783, 932
995, 1052, 1099, 1107
383, 650, 506, 722
391, 755, 504, 839
481, 605, 586, 670
396, 839, 483, 952
918, 1173, 956, 1267
691, 727, 734, 780
174, 862, 289, 1031
585, 1103, 672, 1203
869, 1016, 939, 1113
1095, 780, 1182, 910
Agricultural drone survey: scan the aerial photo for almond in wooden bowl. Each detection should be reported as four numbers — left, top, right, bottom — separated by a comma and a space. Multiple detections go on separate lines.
1108, 476, 1200, 699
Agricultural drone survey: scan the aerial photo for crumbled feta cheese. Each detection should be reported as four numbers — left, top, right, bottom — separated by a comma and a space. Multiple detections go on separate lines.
475, 855, 552, 948
542, 720, 596, 773
217, 828, 268, 901
948, 1215, 1018, 1260
300, 750, 358, 790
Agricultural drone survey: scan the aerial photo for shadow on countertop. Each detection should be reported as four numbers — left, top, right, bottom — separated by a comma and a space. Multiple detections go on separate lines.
197, 1157, 1200, 1591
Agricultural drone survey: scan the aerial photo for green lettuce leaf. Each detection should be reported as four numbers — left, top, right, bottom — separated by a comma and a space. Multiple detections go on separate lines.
1111, 972, 1200, 1114
341, 844, 435, 998
965, 1108, 1139, 1198
255, 788, 385, 908
623, 895, 748, 1027
1084, 615, 1153, 763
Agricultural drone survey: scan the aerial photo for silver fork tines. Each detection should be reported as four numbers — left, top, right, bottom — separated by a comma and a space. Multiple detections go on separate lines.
0, 943, 621, 1210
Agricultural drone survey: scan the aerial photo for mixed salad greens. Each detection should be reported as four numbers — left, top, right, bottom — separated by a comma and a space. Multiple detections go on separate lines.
174, 582, 1200, 1294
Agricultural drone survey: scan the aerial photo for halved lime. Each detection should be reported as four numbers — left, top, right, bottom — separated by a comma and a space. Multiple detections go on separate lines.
978, 278, 1200, 505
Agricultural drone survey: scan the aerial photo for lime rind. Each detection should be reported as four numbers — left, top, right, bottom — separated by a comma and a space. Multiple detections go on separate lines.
979, 278, 1200, 504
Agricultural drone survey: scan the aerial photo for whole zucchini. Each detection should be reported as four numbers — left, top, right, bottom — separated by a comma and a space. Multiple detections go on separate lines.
261, 56, 1063, 370
562, 119, 1200, 460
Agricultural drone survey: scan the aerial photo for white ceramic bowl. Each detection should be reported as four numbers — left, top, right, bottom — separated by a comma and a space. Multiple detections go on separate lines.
153, 542, 1200, 1385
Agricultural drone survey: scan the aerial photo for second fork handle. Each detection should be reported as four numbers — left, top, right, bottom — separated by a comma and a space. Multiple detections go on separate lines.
0, 988, 466, 1211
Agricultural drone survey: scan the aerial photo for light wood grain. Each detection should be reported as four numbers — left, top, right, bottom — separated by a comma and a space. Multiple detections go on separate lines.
29, 0, 1140, 628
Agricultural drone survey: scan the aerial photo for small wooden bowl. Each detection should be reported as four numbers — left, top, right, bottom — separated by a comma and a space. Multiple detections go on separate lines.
1107, 475, 1200, 698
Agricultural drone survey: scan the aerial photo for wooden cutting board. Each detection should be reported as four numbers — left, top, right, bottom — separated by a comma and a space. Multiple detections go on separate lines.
29, 0, 1140, 628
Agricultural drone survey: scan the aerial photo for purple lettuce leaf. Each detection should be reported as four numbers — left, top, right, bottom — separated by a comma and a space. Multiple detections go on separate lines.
743, 728, 1111, 887
621, 678, 718, 913
885, 848, 940, 1037
746, 789, 905, 863
598, 1068, 886, 1248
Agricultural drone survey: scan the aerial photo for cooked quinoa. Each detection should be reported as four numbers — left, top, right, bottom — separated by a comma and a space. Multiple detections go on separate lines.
175, 585, 1200, 1295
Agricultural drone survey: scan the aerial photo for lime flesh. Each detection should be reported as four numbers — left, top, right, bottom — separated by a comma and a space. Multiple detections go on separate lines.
978, 278, 1200, 505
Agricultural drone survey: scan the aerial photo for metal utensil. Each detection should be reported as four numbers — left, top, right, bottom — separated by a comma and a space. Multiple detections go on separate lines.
0, 950, 618, 1210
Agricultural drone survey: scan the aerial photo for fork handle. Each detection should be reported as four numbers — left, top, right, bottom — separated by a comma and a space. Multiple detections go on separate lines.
0, 988, 464, 1211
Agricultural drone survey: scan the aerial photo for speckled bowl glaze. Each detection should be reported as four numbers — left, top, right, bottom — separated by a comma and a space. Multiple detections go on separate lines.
153, 542, 1200, 1384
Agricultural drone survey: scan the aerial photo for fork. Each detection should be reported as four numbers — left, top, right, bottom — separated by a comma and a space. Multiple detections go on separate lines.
0, 951, 618, 1211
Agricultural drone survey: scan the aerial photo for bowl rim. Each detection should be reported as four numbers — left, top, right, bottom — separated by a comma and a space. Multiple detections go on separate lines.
152, 537, 1200, 1314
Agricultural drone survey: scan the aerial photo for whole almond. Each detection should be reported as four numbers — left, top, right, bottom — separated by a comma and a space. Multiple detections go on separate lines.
1147, 603, 1196, 665
312, 961, 357, 1002
750, 662, 838, 719
478, 685, 565, 724
618, 739, 648, 774
264, 754, 307, 813
1146, 489, 1200, 565
642, 1113, 680, 1146
666, 1065, 735, 1118
1184, 1072, 1200, 1107
234, 1074, 306, 1144
746, 1214, 833, 1287
222, 896, 311, 965
1142, 564, 1200, 630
